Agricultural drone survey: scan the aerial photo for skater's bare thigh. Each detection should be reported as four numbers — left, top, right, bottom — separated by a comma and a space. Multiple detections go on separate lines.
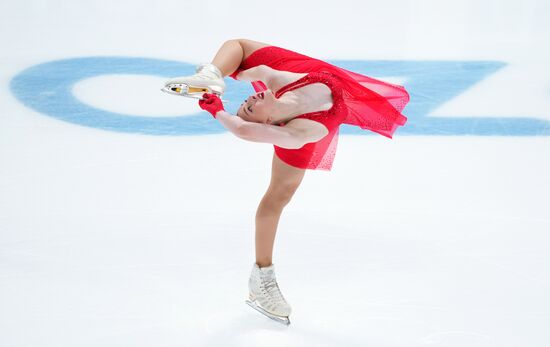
266, 152, 305, 203
237, 39, 271, 60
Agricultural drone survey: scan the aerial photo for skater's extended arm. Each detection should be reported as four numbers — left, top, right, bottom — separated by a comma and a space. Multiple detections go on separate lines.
215, 110, 304, 149
237, 119, 305, 149
214, 110, 246, 136
199, 93, 306, 149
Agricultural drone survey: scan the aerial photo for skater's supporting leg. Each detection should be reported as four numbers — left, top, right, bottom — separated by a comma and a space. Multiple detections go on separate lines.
255, 152, 305, 267
211, 39, 271, 77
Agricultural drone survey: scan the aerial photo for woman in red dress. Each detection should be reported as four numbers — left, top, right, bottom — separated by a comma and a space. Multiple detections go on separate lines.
163, 39, 410, 325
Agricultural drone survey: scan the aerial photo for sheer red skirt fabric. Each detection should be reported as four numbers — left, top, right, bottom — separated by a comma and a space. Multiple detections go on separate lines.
229, 45, 410, 171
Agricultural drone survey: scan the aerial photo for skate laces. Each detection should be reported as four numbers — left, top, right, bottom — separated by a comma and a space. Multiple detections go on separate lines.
263, 276, 287, 305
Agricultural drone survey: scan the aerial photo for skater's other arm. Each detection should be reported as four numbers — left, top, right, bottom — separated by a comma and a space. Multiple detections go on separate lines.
236, 65, 274, 84
216, 110, 305, 149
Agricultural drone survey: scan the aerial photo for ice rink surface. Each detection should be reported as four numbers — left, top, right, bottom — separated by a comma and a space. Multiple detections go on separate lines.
1, 0, 549, 346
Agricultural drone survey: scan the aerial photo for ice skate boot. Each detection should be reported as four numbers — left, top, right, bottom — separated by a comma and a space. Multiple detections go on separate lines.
161, 63, 226, 99
245, 263, 292, 325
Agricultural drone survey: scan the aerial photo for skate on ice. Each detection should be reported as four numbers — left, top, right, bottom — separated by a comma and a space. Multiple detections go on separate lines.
245, 263, 292, 326
161, 62, 226, 100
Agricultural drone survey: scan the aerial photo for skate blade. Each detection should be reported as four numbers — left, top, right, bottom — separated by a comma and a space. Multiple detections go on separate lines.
160, 86, 228, 103
245, 299, 290, 326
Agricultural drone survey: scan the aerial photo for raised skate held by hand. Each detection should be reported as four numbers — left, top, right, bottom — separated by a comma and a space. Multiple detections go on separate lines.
198, 93, 225, 118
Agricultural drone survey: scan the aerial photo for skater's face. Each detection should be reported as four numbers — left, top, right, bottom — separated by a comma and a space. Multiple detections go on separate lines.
236, 90, 276, 124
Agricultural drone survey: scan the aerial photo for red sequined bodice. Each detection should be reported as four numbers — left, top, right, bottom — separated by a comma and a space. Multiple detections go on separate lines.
274, 71, 347, 130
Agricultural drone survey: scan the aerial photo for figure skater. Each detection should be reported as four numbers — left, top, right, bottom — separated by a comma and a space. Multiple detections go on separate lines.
162, 39, 410, 325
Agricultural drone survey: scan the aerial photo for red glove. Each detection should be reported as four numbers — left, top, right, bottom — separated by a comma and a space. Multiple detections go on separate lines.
198, 93, 224, 118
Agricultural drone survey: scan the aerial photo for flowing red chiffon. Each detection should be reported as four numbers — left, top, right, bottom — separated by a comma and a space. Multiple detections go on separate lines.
229, 45, 410, 171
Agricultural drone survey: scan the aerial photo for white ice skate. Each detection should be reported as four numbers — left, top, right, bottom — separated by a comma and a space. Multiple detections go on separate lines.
161, 63, 226, 100
245, 263, 292, 326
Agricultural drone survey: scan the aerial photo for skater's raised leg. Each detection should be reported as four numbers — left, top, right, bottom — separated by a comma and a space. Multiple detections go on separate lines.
211, 39, 270, 77
162, 39, 270, 98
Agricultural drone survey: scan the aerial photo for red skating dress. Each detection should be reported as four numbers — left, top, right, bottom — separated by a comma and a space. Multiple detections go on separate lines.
229, 45, 410, 171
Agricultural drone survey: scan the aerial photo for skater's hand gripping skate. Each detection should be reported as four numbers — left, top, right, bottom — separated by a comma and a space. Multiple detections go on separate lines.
198, 93, 225, 118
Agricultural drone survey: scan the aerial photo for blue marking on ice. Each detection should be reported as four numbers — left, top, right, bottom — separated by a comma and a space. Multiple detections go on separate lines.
10, 57, 550, 136
10, 57, 217, 135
